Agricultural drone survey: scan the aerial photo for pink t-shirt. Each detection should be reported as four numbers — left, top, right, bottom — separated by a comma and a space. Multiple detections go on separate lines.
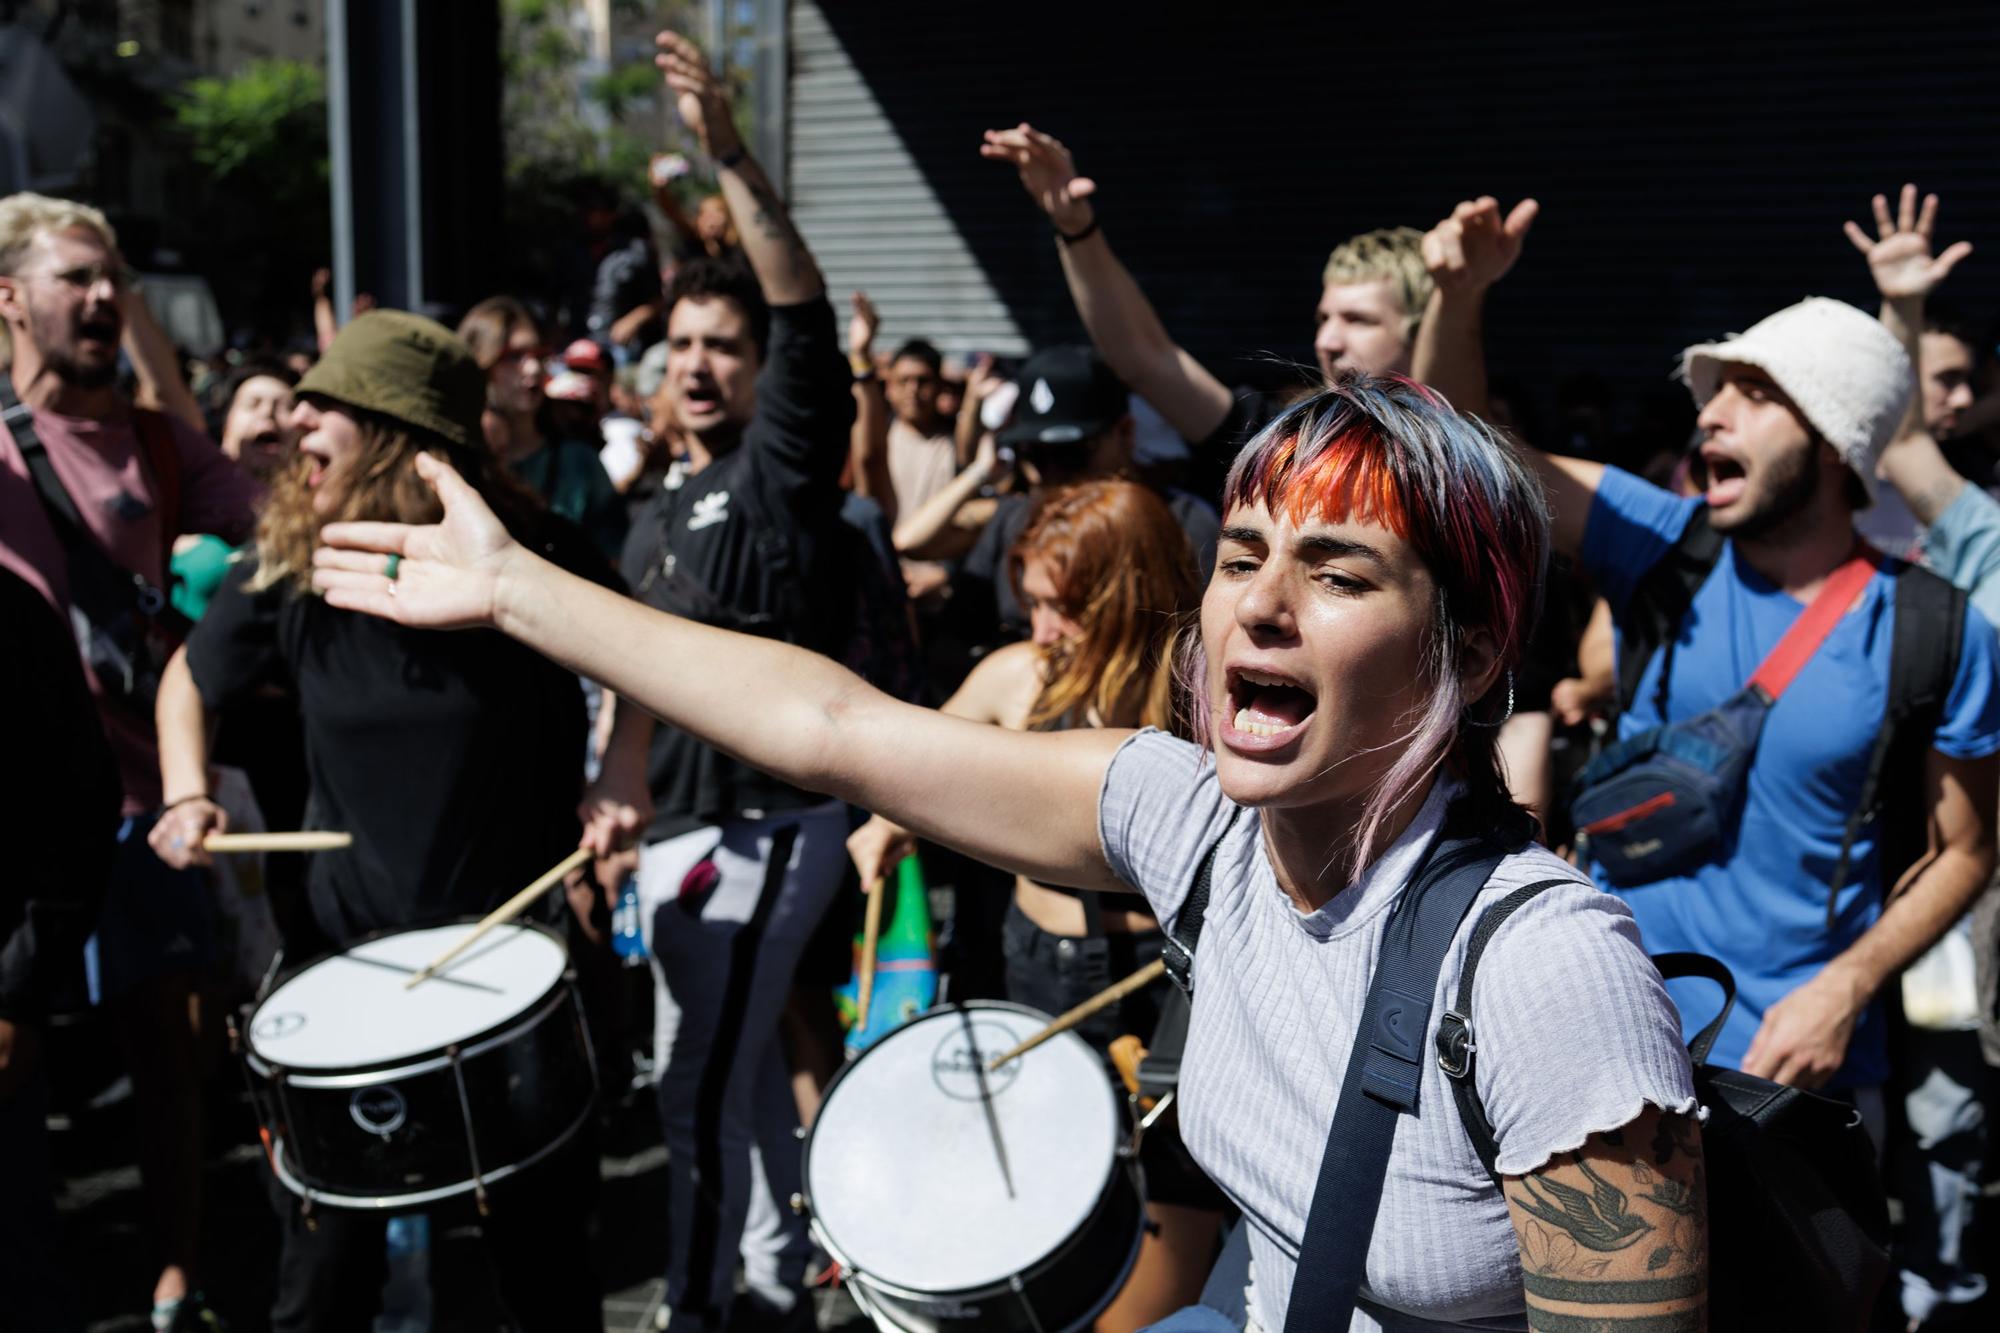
0, 403, 260, 811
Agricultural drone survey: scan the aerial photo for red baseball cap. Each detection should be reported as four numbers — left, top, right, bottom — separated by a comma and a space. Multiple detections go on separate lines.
561, 338, 610, 374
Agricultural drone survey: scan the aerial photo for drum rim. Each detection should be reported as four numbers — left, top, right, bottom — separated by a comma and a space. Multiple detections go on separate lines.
810, 1161, 1146, 1323
799, 999, 1131, 1298
244, 917, 572, 1075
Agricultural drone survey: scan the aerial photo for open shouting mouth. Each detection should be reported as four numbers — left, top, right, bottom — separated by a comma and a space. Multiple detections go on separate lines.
1221, 664, 1318, 753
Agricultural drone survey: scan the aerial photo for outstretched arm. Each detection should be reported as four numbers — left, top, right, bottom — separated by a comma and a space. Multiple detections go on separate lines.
1412, 195, 1600, 558
657, 31, 822, 306
981, 124, 1232, 444
314, 455, 1125, 891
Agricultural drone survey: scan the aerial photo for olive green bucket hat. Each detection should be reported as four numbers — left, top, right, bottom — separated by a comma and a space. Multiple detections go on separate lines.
295, 310, 485, 448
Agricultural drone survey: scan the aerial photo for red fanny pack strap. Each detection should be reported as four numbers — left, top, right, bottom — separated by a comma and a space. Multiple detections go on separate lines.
1747, 547, 1881, 700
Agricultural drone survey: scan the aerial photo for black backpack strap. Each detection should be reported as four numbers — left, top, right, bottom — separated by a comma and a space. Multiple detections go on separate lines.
1161, 805, 1243, 999
1283, 807, 1528, 1332
1823, 562, 1965, 926
1, 380, 178, 629
1617, 508, 1723, 716
1435, 878, 1583, 1188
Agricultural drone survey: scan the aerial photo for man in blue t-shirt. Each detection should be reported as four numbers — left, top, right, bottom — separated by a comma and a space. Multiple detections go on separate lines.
1412, 196, 2000, 1102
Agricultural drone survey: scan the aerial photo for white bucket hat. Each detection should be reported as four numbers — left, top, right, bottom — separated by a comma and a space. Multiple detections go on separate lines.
1679, 296, 1912, 504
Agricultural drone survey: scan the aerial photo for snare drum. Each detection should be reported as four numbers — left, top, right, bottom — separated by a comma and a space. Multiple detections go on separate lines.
242, 920, 596, 1212
802, 1001, 1144, 1333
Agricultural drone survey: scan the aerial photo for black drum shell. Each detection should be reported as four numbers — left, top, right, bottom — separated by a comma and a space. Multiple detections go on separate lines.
243, 921, 597, 1210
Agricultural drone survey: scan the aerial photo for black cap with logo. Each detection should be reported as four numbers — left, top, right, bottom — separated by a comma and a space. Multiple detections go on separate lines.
996, 346, 1129, 449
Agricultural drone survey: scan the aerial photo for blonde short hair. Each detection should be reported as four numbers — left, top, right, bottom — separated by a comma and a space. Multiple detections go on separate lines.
1322, 226, 1432, 339
0, 193, 119, 275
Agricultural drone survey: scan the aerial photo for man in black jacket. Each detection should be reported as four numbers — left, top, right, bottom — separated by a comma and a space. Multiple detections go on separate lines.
613, 32, 856, 1331
0, 566, 119, 1331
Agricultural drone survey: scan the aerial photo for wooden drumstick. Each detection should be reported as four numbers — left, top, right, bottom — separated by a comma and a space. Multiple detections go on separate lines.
203, 831, 354, 853
987, 957, 1168, 1071
404, 847, 593, 989
853, 877, 887, 1032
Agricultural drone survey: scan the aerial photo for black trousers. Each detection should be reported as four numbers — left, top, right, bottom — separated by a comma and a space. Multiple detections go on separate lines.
267, 1137, 601, 1332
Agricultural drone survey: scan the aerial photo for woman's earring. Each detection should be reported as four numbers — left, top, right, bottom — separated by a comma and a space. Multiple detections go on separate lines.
1466, 669, 1514, 729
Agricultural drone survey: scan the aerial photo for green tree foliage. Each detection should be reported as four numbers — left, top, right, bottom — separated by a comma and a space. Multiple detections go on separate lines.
173, 59, 328, 210
171, 59, 331, 341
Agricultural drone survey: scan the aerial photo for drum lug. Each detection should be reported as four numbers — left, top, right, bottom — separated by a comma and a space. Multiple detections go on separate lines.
1009, 1273, 1048, 1333
1124, 1089, 1175, 1158
788, 1192, 805, 1216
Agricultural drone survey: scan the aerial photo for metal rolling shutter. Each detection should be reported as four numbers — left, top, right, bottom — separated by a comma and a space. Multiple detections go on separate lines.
787, 1, 2000, 444
788, 0, 1029, 358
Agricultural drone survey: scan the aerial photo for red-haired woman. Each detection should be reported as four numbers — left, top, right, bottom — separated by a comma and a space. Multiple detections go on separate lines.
848, 479, 1217, 1327
312, 378, 1703, 1330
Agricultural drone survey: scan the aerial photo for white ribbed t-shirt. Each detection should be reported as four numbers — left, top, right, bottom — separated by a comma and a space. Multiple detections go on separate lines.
1096, 731, 1697, 1332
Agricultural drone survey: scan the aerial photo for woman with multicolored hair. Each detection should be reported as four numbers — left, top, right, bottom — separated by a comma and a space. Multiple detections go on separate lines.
313, 376, 1704, 1331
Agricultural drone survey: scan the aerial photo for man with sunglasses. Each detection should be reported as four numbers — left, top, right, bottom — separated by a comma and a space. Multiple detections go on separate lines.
0, 192, 258, 1332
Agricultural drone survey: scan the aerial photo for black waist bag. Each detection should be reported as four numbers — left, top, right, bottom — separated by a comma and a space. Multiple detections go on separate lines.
1572, 547, 1879, 889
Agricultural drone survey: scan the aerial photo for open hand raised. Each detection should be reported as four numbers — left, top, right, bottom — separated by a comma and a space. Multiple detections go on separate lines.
848, 290, 881, 363
980, 123, 1097, 235
656, 31, 739, 160
312, 452, 521, 631
1422, 195, 1540, 294
1844, 183, 1972, 304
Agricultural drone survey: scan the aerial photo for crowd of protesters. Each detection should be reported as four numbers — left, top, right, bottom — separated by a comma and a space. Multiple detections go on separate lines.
4, 23, 2000, 1333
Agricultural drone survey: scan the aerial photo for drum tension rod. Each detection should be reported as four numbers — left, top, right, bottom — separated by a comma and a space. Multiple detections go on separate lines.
444, 1043, 492, 1215
1009, 1273, 1048, 1333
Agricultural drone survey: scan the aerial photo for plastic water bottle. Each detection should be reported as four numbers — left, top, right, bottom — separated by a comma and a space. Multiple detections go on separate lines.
376, 1213, 432, 1332
613, 881, 646, 961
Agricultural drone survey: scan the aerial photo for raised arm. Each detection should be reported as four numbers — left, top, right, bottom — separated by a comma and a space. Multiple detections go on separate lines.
120, 283, 205, 434
657, 32, 822, 307
1850, 184, 1975, 526
314, 455, 1125, 891
845, 291, 897, 520
980, 124, 1232, 445
649, 153, 705, 252
1412, 195, 1600, 558
893, 428, 998, 557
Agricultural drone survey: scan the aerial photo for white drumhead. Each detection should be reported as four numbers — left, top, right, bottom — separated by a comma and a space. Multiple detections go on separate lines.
805, 1004, 1120, 1293
247, 923, 566, 1070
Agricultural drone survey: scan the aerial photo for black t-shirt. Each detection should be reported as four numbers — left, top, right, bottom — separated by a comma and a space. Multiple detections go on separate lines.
619, 297, 856, 842
952, 487, 1220, 645
186, 521, 614, 949
1190, 386, 1294, 510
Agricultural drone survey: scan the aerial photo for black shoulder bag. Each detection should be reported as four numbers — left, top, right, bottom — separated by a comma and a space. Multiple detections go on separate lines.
1445, 884, 1892, 1332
